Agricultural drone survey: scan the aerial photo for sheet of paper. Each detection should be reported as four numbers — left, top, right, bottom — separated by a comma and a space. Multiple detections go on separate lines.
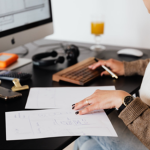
6, 108, 117, 141
25, 86, 115, 109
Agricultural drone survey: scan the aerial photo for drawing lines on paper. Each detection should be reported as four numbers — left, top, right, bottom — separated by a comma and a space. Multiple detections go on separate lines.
29, 117, 90, 136
28, 114, 34, 135
6, 109, 117, 140
26, 86, 116, 109
11, 113, 33, 135
12, 111, 91, 136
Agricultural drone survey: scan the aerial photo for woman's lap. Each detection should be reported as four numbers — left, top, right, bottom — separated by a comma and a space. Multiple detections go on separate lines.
74, 136, 123, 150
73, 136, 103, 150
74, 135, 146, 150
73, 111, 148, 150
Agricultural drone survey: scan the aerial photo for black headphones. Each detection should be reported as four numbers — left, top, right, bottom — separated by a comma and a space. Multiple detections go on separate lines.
32, 45, 80, 67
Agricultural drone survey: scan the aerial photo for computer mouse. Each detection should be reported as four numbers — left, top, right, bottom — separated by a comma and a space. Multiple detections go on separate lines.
117, 48, 143, 57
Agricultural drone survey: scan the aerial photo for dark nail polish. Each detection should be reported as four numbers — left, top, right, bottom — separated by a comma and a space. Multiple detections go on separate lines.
75, 111, 79, 115
72, 104, 75, 106
72, 106, 75, 109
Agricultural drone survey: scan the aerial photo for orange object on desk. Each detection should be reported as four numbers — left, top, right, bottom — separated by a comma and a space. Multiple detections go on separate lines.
0, 53, 18, 68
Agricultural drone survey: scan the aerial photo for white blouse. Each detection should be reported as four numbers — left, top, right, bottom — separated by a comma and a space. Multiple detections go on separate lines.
140, 62, 150, 106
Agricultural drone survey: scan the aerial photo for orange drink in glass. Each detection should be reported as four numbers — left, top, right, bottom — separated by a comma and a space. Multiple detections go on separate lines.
90, 15, 105, 51
91, 22, 104, 35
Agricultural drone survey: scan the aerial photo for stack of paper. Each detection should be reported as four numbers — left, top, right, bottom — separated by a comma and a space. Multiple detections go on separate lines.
6, 86, 118, 141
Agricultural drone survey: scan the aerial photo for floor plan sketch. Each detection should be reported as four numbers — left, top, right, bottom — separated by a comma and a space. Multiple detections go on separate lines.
25, 87, 116, 109
0, 0, 50, 32
6, 109, 117, 140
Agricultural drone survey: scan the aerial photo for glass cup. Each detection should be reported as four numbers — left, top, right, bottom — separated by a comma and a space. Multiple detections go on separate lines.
90, 15, 105, 51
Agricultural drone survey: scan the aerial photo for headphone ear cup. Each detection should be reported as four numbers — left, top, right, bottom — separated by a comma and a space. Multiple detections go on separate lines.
32, 51, 65, 66
57, 56, 65, 64
72, 45, 80, 58
65, 45, 80, 61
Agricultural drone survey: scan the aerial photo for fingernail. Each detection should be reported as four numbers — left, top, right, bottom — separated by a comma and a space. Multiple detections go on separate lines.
72, 106, 75, 109
75, 111, 79, 115
72, 104, 75, 106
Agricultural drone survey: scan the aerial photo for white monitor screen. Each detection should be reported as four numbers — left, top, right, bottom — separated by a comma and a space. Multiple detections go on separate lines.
0, 0, 52, 37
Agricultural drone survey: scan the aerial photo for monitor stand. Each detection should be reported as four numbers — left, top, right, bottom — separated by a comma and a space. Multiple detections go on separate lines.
0, 46, 32, 71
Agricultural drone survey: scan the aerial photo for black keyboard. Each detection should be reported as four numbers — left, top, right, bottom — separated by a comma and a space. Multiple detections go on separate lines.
0, 70, 32, 81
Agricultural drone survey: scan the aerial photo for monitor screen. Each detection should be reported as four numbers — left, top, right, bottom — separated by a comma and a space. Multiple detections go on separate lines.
0, 0, 52, 38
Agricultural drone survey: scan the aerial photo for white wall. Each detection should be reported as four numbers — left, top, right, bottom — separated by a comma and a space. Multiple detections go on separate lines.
46, 0, 150, 49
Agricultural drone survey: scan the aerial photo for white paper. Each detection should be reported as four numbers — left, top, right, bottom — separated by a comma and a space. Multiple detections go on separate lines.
25, 86, 115, 109
6, 108, 117, 141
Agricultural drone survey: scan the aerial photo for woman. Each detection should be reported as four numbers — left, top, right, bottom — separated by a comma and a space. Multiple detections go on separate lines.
73, 0, 150, 149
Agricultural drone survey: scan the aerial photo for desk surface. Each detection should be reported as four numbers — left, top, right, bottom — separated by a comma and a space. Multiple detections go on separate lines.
1, 39, 150, 150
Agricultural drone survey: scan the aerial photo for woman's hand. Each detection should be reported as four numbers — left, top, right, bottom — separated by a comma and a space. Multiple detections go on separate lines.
89, 59, 125, 76
72, 90, 131, 115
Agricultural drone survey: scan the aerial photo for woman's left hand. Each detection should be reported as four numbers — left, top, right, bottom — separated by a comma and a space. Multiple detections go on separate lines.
72, 90, 131, 115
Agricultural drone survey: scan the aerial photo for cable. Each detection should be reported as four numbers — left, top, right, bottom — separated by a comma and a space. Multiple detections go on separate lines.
46, 46, 62, 53
14, 46, 29, 57
6, 42, 91, 58
77, 45, 91, 54
37, 43, 63, 48
77, 45, 91, 51
40, 43, 91, 54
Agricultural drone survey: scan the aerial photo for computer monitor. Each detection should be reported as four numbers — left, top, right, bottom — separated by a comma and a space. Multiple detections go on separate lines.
0, 0, 53, 52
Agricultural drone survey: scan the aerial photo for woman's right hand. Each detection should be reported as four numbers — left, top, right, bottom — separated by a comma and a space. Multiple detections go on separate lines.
89, 59, 125, 76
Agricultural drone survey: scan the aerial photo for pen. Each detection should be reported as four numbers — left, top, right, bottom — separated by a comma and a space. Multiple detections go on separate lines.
94, 58, 118, 79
